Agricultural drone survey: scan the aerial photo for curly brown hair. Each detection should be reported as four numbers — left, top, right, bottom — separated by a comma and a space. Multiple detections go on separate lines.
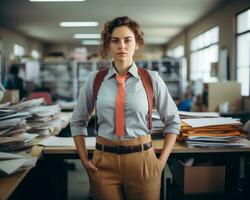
100, 16, 144, 59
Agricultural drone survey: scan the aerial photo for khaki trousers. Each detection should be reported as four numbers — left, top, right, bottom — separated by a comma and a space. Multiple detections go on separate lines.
89, 135, 164, 200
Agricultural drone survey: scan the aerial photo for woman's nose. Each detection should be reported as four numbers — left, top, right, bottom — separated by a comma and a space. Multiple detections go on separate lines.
118, 41, 125, 49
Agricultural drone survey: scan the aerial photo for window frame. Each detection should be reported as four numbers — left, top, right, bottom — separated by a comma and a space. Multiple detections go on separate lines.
235, 7, 250, 96
167, 45, 185, 59
190, 26, 219, 81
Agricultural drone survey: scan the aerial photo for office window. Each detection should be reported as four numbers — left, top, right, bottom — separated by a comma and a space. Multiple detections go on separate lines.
31, 49, 40, 59
167, 45, 184, 58
190, 26, 219, 81
14, 44, 25, 57
236, 8, 250, 96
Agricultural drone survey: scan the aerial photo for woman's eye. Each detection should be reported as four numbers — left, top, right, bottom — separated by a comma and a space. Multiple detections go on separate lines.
125, 39, 131, 43
111, 40, 118, 44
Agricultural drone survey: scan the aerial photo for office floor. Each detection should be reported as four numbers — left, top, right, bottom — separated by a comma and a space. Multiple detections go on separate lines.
68, 160, 90, 200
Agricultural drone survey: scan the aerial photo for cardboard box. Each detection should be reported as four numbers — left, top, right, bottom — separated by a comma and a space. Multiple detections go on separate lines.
172, 160, 225, 194
0, 90, 19, 103
207, 82, 241, 112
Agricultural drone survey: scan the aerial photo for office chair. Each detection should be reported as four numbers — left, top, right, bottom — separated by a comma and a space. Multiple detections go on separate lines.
28, 91, 52, 105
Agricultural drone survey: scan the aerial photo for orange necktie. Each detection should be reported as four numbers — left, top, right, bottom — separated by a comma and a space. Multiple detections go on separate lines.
115, 74, 129, 137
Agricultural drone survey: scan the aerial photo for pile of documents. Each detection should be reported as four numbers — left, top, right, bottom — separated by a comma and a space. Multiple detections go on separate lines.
0, 106, 31, 138
0, 117, 30, 137
57, 100, 76, 111
25, 104, 62, 136
179, 111, 220, 119
180, 117, 247, 148
0, 107, 34, 151
8, 98, 45, 111
0, 152, 37, 176
0, 136, 34, 152
150, 111, 221, 135
3, 98, 62, 137
0, 98, 61, 152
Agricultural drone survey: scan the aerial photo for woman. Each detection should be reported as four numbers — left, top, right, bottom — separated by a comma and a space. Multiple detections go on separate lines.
4, 64, 25, 100
71, 16, 180, 200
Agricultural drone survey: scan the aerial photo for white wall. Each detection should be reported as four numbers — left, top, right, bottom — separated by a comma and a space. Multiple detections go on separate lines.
0, 26, 44, 77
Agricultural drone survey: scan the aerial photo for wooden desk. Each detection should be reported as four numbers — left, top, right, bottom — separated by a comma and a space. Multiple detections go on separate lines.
0, 112, 72, 200
41, 138, 250, 200
42, 139, 250, 155
0, 146, 43, 200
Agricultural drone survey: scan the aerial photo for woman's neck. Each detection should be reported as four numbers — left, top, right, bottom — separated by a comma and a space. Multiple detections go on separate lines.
113, 60, 133, 75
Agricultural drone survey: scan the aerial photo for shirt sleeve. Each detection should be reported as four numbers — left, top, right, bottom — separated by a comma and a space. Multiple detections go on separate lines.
70, 72, 97, 136
150, 71, 181, 135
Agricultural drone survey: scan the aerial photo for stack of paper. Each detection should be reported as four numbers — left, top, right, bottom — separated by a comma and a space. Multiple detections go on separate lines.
8, 98, 44, 111
8, 100, 61, 136
180, 117, 246, 148
0, 99, 44, 137
57, 100, 77, 111
179, 111, 220, 119
0, 108, 31, 137
26, 105, 61, 136
0, 102, 11, 109
0, 99, 62, 153
0, 136, 34, 152
0, 152, 37, 176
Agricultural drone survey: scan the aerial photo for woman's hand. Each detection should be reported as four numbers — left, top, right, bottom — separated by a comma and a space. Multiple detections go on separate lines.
73, 136, 98, 175
81, 159, 98, 175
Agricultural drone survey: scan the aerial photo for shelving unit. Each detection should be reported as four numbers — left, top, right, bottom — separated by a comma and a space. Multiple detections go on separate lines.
136, 58, 183, 100
39, 62, 74, 100
76, 61, 109, 98
33, 58, 183, 101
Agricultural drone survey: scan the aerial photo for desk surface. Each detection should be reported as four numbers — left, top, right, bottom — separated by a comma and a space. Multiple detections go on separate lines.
0, 112, 72, 200
42, 138, 250, 155
0, 146, 44, 200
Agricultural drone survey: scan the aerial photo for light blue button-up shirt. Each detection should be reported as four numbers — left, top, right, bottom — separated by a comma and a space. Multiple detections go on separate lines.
71, 62, 180, 140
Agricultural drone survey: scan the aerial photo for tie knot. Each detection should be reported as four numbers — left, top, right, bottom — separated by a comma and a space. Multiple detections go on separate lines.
115, 74, 129, 85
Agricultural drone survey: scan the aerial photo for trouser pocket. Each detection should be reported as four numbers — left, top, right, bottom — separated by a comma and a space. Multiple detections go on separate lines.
142, 148, 164, 181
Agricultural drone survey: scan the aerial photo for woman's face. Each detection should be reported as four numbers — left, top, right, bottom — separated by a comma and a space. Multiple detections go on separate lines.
109, 25, 138, 62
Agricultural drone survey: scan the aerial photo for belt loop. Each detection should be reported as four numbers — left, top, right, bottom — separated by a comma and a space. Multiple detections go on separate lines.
101, 144, 104, 152
141, 143, 144, 151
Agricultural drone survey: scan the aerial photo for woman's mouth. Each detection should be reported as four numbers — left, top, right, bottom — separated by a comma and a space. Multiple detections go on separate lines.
117, 52, 127, 55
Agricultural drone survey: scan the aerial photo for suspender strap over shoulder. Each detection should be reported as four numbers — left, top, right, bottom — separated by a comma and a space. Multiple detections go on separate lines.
93, 69, 109, 132
93, 67, 153, 130
93, 69, 109, 100
138, 68, 153, 130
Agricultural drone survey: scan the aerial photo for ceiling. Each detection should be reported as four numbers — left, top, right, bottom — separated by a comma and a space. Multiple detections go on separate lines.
0, 0, 228, 45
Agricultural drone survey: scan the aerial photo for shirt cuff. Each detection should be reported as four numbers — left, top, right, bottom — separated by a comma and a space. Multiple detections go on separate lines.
163, 126, 180, 135
70, 126, 88, 137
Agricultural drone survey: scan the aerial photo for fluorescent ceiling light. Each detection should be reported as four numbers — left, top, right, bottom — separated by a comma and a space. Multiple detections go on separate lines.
81, 40, 100, 45
30, 0, 85, 2
74, 34, 101, 39
60, 22, 98, 27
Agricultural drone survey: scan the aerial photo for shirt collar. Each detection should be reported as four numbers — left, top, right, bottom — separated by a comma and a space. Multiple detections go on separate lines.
104, 62, 140, 80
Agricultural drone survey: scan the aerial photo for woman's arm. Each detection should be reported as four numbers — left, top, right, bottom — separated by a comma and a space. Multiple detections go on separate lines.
73, 135, 97, 175
158, 133, 177, 164
70, 72, 97, 174
151, 71, 180, 164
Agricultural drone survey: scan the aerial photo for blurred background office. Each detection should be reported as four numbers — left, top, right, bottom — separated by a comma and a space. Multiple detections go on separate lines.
0, 0, 250, 200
